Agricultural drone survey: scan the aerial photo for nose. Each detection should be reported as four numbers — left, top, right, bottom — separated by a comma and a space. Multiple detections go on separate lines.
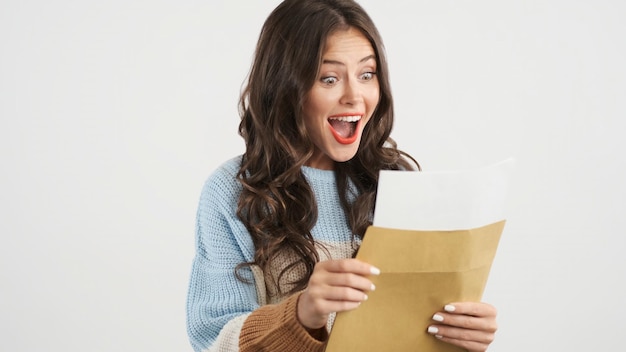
340, 78, 363, 105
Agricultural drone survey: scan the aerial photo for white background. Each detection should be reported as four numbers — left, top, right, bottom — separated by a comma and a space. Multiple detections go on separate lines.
1, 0, 624, 351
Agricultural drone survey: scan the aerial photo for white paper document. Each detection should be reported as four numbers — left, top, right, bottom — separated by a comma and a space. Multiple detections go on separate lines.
373, 158, 515, 231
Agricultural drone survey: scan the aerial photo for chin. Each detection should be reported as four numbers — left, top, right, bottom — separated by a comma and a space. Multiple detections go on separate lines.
331, 148, 360, 163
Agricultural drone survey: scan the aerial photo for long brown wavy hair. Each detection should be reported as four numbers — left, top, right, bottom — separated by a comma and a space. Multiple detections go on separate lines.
236, 0, 419, 295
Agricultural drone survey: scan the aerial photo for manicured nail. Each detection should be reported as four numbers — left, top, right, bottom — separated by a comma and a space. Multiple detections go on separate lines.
444, 304, 456, 312
363, 294, 368, 301
370, 283, 376, 291
435, 335, 443, 339
432, 314, 444, 322
370, 266, 381, 275
427, 326, 439, 334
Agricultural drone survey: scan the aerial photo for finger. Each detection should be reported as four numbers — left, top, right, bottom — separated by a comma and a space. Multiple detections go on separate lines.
307, 284, 370, 303
430, 311, 497, 332
320, 272, 377, 292
323, 300, 363, 313
319, 259, 380, 276
443, 302, 497, 317
433, 334, 492, 352
427, 324, 495, 345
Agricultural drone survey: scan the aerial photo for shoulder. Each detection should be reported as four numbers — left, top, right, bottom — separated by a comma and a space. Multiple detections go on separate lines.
195, 155, 254, 255
208, 155, 242, 183
199, 155, 243, 209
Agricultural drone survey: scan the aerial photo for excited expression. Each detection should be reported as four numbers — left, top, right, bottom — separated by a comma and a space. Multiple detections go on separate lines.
302, 27, 380, 170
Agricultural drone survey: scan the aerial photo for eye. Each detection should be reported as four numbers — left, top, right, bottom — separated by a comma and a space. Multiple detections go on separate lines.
321, 76, 338, 85
360, 71, 377, 81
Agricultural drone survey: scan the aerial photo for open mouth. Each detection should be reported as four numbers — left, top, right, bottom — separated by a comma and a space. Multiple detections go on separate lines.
328, 115, 362, 144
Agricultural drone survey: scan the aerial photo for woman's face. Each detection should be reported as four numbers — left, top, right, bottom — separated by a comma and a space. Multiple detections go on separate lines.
302, 27, 380, 170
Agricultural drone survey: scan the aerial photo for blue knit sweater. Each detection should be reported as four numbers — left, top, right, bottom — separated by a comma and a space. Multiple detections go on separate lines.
186, 156, 358, 351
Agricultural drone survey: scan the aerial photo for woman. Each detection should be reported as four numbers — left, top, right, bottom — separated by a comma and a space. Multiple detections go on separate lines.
187, 0, 497, 351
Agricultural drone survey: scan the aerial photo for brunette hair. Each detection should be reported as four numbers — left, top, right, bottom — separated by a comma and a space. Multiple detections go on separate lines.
236, 0, 419, 295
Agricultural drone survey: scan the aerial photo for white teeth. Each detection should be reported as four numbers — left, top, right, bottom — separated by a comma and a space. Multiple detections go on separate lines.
329, 115, 361, 122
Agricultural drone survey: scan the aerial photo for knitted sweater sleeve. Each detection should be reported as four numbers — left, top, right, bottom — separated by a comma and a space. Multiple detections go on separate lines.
239, 292, 327, 352
186, 159, 328, 352
186, 163, 260, 351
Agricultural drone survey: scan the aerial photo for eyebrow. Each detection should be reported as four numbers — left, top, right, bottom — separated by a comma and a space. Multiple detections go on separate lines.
322, 54, 376, 66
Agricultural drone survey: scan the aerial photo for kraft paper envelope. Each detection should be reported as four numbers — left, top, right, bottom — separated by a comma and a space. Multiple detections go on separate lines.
325, 159, 513, 352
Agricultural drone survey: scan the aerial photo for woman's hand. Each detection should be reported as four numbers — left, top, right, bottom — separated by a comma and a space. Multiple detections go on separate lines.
426, 301, 498, 352
297, 259, 379, 330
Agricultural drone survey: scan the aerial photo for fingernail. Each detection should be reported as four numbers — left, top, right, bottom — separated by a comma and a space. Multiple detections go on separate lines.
435, 335, 443, 339
427, 326, 439, 334
370, 283, 376, 291
444, 304, 456, 312
432, 314, 444, 322
363, 294, 368, 301
370, 266, 381, 275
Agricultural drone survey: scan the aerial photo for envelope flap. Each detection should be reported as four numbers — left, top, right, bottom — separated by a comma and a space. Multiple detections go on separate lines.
356, 221, 505, 273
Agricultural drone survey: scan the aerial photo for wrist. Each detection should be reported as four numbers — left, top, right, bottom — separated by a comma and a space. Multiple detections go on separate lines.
296, 291, 327, 331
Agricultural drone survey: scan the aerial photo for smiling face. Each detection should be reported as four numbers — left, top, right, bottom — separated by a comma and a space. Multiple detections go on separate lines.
302, 27, 380, 170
